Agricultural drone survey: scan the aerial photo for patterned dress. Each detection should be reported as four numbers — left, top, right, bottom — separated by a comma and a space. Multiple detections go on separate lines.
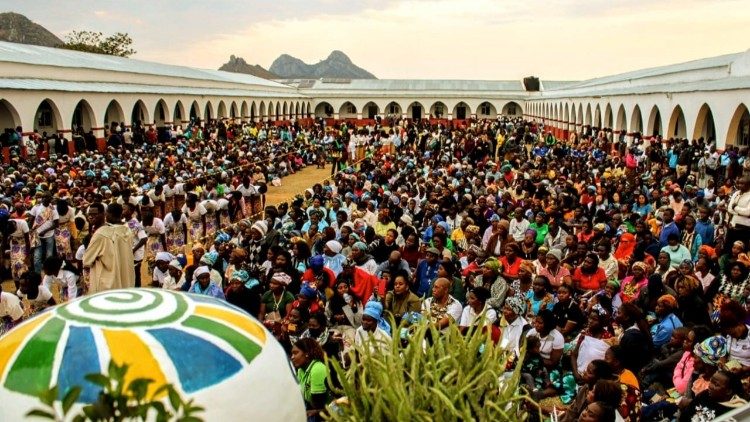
9, 219, 29, 281
144, 218, 166, 267
54, 209, 75, 261
182, 203, 207, 245
164, 212, 188, 255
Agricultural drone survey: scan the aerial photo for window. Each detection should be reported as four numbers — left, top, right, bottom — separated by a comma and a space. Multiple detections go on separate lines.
37, 108, 52, 127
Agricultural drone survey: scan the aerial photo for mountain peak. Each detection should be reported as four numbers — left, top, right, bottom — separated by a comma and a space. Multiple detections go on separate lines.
218, 54, 279, 80
270, 50, 375, 79
0, 11, 64, 47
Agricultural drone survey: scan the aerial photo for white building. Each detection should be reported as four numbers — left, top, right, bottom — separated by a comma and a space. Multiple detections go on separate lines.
0, 40, 748, 150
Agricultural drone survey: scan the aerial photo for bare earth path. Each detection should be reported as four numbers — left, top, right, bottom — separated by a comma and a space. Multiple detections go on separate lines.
264, 165, 333, 206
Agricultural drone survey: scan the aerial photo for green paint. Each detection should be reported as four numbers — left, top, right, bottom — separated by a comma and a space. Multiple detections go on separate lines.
80, 291, 163, 315
5, 317, 65, 396
57, 292, 188, 328
182, 316, 261, 363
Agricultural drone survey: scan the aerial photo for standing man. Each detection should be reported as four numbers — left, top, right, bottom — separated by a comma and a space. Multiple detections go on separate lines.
727, 176, 750, 253
83, 203, 136, 294
29, 193, 59, 274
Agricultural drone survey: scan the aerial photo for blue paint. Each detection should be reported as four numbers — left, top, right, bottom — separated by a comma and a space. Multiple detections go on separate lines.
148, 328, 241, 393
57, 326, 101, 402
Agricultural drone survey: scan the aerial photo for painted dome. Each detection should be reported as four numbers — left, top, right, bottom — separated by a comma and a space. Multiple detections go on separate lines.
0, 289, 305, 421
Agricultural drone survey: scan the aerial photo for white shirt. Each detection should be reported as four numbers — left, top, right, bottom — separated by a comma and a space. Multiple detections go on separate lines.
422, 295, 463, 330
509, 218, 530, 242
500, 315, 527, 355
728, 190, 750, 227
356, 258, 378, 275
43, 269, 78, 300
10, 218, 29, 239
526, 328, 565, 360
728, 326, 750, 367
459, 305, 498, 328
0, 292, 24, 321
128, 219, 148, 262
17, 285, 53, 306
354, 326, 391, 353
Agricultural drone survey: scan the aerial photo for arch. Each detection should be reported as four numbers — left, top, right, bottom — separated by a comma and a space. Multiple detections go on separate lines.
282, 102, 288, 119
294, 102, 300, 118
646, 105, 662, 137
250, 101, 257, 120
230, 101, 238, 119
502, 101, 522, 117
173, 100, 186, 125
629, 105, 643, 135
693, 103, 716, 141
477, 101, 498, 119
153, 99, 169, 126
190, 101, 200, 121
584, 104, 592, 127
563, 104, 570, 130
604, 104, 613, 129
577, 104, 584, 128
131, 100, 150, 126
384, 101, 402, 117
241, 101, 248, 121
307, 102, 312, 118
338, 101, 357, 119
204, 101, 214, 122
666, 105, 687, 139
453, 101, 471, 119
258, 101, 266, 120
34, 98, 63, 135
0, 99, 21, 131
429, 101, 448, 119
217, 101, 227, 119
405, 101, 424, 120
71, 99, 96, 132
362, 101, 379, 119
726, 103, 750, 147
275, 103, 281, 121
104, 99, 125, 128
615, 104, 627, 132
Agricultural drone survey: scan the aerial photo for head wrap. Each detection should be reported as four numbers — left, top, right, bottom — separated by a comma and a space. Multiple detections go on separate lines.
699, 245, 717, 260
632, 261, 648, 273
489, 214, 501, 222
465, 225, 480, 235
504, 296, 525, 315
299, 283, 318, 299
192, 242, 205, 252
353, 242, 368, 252
400, 215, 413, 226
657, 294, 678, 310
546, 248, 562, 261
519, 260, 536, 276
271, 272, 292, 286
201, 251, 219, 266
193, 266, 210, 279
498, 219, 510, 231
606, 279, 621, 291
593, 223, 607, 232
215, 231, 231, 244
168, 259, 182, 271
484, 257, 500, 272
310, 255, 325, 270
693, 336, 728, 366
437, 221, 452, 235
363, 300, 384, 320
680, 259, 695, 271
676, 275, 700, 292
591, 303, 610, 317
326, 240, 342, 254
156, 252, 174, 263
230, 269, 249, 283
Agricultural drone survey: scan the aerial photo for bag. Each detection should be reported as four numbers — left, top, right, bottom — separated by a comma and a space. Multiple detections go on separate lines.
265, 311, 281, 322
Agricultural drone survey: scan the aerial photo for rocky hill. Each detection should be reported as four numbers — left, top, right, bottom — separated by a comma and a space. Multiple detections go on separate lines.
0, 12, 63, 47
218, 55, 279, 79
269, 50, 376, 79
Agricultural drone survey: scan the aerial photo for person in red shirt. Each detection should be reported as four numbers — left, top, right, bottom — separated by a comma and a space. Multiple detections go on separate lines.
572, 253, 608, 292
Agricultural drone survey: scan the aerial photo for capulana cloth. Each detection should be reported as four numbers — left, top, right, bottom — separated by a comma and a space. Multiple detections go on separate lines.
271, 272, 292, 286
504, 296, 525, 315
693, 336, 728, 365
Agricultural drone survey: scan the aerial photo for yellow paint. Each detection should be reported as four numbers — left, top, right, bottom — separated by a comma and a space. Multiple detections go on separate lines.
0, 313, 50, 381
103, 329, 167, 398
194, 306, 266, 344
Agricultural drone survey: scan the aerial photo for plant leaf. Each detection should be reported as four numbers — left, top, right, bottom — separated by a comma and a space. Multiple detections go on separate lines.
62, 386, 82, 414
167, 386, 181, 411
25, 409, 56, 419
84, 373, 110, 387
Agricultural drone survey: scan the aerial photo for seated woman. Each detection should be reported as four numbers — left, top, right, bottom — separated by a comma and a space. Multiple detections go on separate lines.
650, 294, 683, 349
300, 312, 341, 360
525, 310, 570, 403
679, 370, 747, 422
571, 253, 607, 293
605, 345, 642, 422
459, 286, 497, 335
571, 304, 614, 381
325, 279, 362, 348
291, 338, 330, 422
383, 271, 421, 326
561, 360, 615, 422
526, 275, 556, 317
674, 272, 711, 327
619, 261, 649, 304
550, 284, 584, 342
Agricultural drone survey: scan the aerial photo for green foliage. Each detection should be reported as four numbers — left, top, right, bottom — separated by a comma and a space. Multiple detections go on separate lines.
26, 360, 204, 421
326, 320, 535, 421
62, 31, 135, 57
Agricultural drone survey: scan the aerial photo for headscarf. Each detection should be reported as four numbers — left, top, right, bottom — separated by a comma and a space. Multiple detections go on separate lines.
271, 272, 292, 286
693, 336, 728, 365
546, 248, 562, 261
675, 275, 700, 292
251, 220, 268, 236
614, 233, 636, 260
193, 266, 210, 279
519, 260, 536, 276
215, 231, 231, 244
201, 251, 219, 266
465, 225, 480, 235
352, 242, 368, 252
326, 240, 342, 254
168, 259, 182, 271
631, 261, 648, 274
657, 294, 678, 311
299, 283, 318, 299
156, 252, 174, 263
606, 279, 621, 291
504, 296, 525, 316
230, 269, 249, 283
484, 257, 500, 273
363, 300, 391, 332
699, 245, 717, 260
680, 259, 694, 271
310, 255, 325, 270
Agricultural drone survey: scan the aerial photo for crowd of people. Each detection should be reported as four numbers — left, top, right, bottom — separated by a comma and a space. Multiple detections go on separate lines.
2, 111, 750, 422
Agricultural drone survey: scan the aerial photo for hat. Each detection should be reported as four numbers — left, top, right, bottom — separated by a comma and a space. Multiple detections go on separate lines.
353, 242, 368, 251
693, 336, 728, 366
426, 247, 440, 256
504, 296, 525, 315
326, 240, 342, 254
400, 215, 413, 226
215, 231, 231, 244
230, 269, 249, 284
201, 251, 219, 266
546, 249, 562, 261
310, 255, 325, 270
193, 266, 210, 278
484, 257, 500, 272
299, 283, 318, 299
251, 220, 268, 236
168, 259, 182, 271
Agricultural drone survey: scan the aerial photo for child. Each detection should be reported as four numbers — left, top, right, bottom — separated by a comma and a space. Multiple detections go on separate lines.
521, 336, 550, 399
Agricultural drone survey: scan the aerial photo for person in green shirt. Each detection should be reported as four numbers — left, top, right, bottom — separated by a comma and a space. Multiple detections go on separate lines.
528, 212, 549, 246
291, 338, 329, 420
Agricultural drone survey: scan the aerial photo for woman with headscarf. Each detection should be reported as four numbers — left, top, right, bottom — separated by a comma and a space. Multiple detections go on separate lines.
620, 261, 649, 303
718, 301, 750, 373
650, 294, 683, 348
326, 278, 363, 344
674, 271, 711, 327
537, 248, 570, 289
519, 229, 539, 260
354, 300, 391, 353
163, 209, 188, 255
477, 257, 508, 311
224, 269, 262, 317
613, 232, 636, 279
181, 192, 207, 243
708, 261, 750, 317
571, 303, 614, 381
526, 275, 556, 317
260, 272, 295, 323
718, 240, 750, 278
189, 266, 225, 299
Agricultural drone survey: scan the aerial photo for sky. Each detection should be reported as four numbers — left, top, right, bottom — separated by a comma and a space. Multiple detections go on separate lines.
3, 0, 750, 81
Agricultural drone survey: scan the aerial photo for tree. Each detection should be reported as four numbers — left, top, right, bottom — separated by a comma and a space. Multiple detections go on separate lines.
62, 31, 136, 57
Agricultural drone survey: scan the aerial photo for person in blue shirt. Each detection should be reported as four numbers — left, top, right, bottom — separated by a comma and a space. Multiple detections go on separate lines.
650, 294, 682, 348
189, 266, 225, 300
415, 247, 440, 297
658, 208, 680, 247
695, 206, 715, 246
